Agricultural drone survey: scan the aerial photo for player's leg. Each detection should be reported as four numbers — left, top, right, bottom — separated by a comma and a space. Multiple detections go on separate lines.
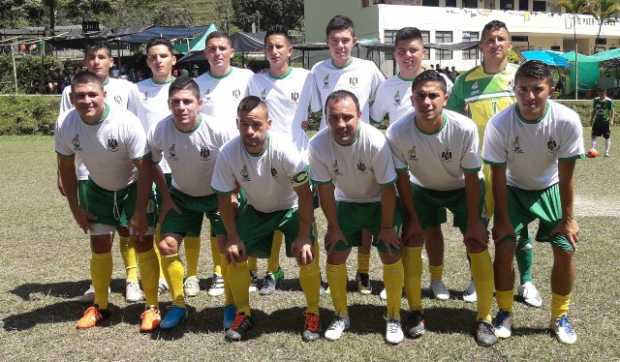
356, 230, 372, 295
516, 229, 542, 308
117, 226, 143, 303
603, 128, 611, 157
425, 226, 449, 300
183, 234, 202, 296
158, 233, 187, 330
378, 244, 404, 345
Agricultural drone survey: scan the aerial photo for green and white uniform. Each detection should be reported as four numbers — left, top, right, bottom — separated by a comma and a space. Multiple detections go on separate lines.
386, 110, 482, 230
211, 134, 311, 257
55, 104, 154, 235
592, 96, 613, 138
371, 72, 453, 126
308, 122, 399, 252
195, 67, 254, 138
311, 57, 385, 129
148, 115, 231, 237
248, 68, 321, 153
481, 101, 585, 251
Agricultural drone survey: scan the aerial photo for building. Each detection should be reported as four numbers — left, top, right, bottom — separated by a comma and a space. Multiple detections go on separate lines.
304, 1, 620, 72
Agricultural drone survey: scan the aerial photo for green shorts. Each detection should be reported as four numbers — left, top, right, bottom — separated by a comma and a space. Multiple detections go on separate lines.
161, 188, 225, 238
84, 179, 156, 231
507, 184, 573, 252
237, 204, 314, 258
333, 201, 402, 253
410, 182, 484, 233
78, 180, 89, 209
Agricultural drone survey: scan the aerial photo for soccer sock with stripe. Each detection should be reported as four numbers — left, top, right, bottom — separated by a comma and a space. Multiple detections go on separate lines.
137, 248, 160, 307
209, 236, 223, 276
161, 253, 185, 308
402, 246, 423, 312
219, 252, 234, 305
429, 264, 443, 282
153, 227, 166, 284
229, 261, 251, 315
551, 293, 571, 321
516, 232, 533, 285
267, 231, 283, 273
496, 290, 514, 313
383, 259, 404, 320
299, 242, 321, 315
248, 256, 257, 274
469, 250, 494, 322
91, 252, 112, 310
184, 236, 201, 277
357, 250, 370, 274
119, 236, 138, 283
326, 263, 348, 317
605, 138, 611, 154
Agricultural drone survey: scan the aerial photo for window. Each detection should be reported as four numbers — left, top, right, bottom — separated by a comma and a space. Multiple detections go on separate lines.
519, 0, 528, 10
462, 31, 479, 60
462, 0, 478, 8
437, 49, 453, 60
422, 0, 439, 6
532, 0, 546, 11
384, 30, 397, 44
512, 35, 529, 42
596, 38, 607, 45
500, 0, 514, 10
421, 31, 430, 60
435, 31, 453, 43
445, 0, 457, 6
551, 45, 561, 51
462, 31, 479, 42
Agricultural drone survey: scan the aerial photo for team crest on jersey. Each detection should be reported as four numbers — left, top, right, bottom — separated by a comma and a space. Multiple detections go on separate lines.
169, 144, 178, 160
72, 134, 82, 151
349, 76, 358, 88
291, 91, 299, 102
114, 95, 122, 104
260, 89, 267, 101
332, 160, 342, 176
512, 137, 524, 154
204, 89, 212, 102
107, 137, 119, 152
271, 167, 278, 177
232, 89, 241, 99
441, 148, 452, 161
356, 161, 367, 172
408, 146, 417, 161
323, 75, 330, 89
546, 137, 558, 152
200, 147, 210, 160
240, 165, 251, 181
393, 90, 401, 106
470, 81, 480, 96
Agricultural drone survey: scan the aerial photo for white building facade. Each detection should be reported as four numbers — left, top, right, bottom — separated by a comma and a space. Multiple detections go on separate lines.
304, 1, 620, 72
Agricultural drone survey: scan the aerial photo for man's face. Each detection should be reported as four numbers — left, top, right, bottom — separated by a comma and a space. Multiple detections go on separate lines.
238, 105, 271, 152
169, 89, 202, 127
394, 38, 425, 74
71, 82, 106, 122
411, 81, 447, 123
480, 28, 512, 63
146, 44, 176, 79
326, 96, 360, 145
327, 28, 356, 65
514, 76, 552, 119
83, 48, 114, 80
204, 37, 234, 71
265, 34, 292, 69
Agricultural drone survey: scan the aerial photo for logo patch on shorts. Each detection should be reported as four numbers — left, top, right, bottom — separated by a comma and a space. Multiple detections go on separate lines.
107, 137, 119, 152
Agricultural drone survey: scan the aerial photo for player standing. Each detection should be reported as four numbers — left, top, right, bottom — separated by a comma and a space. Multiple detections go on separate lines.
590, 88, 614, 157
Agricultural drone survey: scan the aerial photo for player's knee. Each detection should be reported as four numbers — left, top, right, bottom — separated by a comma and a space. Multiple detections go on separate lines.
327, 250, 349, 265
552, 245, 574, 263
379, 251, 400, 265
463, 239, 486, 254
494, 239, 515, 260
158, 236, 178, 255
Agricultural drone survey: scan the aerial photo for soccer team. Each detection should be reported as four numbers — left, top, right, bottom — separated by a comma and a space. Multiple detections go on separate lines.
54, 15, 586, 347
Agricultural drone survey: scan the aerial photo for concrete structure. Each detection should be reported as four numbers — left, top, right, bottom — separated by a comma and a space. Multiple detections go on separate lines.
304, 1, 620, 72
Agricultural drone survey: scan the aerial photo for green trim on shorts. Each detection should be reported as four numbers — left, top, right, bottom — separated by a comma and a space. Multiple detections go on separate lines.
559, 155, 585, 160
463, 167, 481, 173
160, 188, 224, 237
78, 180, 89, 209
482, 158, 506, 166
84, 179, 156, 228
507, 184, 573, 252
56, 151, 74, 159
310, 178, 332, 185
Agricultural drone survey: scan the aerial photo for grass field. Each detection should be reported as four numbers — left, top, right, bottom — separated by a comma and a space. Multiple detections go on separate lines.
1, 131, 619, 361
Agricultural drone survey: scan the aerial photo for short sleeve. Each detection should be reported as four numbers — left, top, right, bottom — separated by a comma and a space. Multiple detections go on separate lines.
461, 125, 482, 171
308, 73, 322, 113
371, 138, 397, 185
385, 124, 408, 171
481, 120, 507, 165
126, 83, 142, 117
370, 85, 387, 123
125, 115, 148, 160
54, 117, 73, 157
558, 117, 585, 160
211, 148, 238, 193
59, 86, 73, 114
369, 64, 386, 104
308, 142, 332, 184
147, 126, 162, 164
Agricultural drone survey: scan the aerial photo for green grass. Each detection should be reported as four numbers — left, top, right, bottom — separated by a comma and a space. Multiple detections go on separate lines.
0, 131, 619, 361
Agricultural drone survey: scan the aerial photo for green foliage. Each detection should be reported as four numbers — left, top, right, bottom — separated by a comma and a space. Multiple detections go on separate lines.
0, 55, 63, 94
0, 95, 60, 135
231, 0, 303, 32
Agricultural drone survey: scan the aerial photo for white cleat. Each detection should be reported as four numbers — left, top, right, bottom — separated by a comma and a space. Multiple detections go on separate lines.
324, 316, 350, 341
125, 281, 144, 303
208, 274, 225, 297
157, 278, 169, 296
385, 319, 404, 344
184, 276, 201, 297
430, 280, 450, 300
462, 280, 477, 303
551, 315, 577, 345
517, 282, 543, 308
493, 310, 513, 339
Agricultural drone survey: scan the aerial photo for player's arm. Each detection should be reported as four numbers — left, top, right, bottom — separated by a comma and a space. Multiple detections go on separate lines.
553, 159, 579, 250
378, 182, 400, 253
590, 100, 596, 124
130, 156, 153, 237
463, 171, 488, 250
217, 191, 245, 262
489, 164, 514, 243
317, 182, 346, 253
395, 170, 423, 246
292, 176, 315, 265
58, 153, 92, 233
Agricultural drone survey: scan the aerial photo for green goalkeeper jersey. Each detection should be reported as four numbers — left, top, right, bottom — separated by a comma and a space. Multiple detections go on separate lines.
593, 96, 613, 124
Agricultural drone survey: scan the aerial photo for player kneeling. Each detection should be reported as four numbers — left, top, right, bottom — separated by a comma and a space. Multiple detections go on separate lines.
212, 96, 321, 342
387, 71, 496, 347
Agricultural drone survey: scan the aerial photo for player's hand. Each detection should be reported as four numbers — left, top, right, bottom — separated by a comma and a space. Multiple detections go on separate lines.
492, 219, 515, 245
72, 208, 95, 233
157, 195, 180, 225
551, 217, 580, 251
402, 218, 424, 247
226, 239, 246, 263
379, 227, 400, 255
301, 120, 309, 130
57, 174, 66, 196
129, 211, 148, 238
293, 238, 314, 265
325, 226, 346, 254
464, 220, 489, 251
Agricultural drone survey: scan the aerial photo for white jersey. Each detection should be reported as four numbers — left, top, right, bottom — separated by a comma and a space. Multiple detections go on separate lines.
311, 57, 385, 129
148, 115, 231, 197
194, 67, 254, 137
308, 122, 397, 203
59, 77, 141, 180
134, 77, 174, 173
371, 72, 453, 125
387, 110, 482, 191
55, 104, 148, 191
212, 134, 308, 213
481, 100, 585, 191
247, 68, 321, 153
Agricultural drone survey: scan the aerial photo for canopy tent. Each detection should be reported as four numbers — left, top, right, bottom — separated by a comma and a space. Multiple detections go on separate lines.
173, 24, 217, 55
116, 25, 213, 44
521, 50, 570, 68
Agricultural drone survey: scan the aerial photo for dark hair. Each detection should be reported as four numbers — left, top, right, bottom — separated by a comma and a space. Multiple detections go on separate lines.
515, 60, 552, 85
325, 89, 360, 114
265, 26, 290, 44
84, 42, 112, 58
325, 15, 355, 38
237, 95, 269, 118
168, 76, 200, 99
146, 38, 175, 54
71, 71, 103, 90
411, 70, 447, 94
206, 31, 232, 46
481, 20, 509, 40
394, 27, 423, 47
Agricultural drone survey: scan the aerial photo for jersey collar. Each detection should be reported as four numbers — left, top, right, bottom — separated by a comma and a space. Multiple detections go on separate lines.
515, 101, 550, 124
80, 103, 110, 126
331, 57, 352, 69
269, 67, 292, 79
174, 115, 202, 134
415, 112, 447, 135
209, 67, 233, 79
245, 134, 270, 157
153, 76, 175, 85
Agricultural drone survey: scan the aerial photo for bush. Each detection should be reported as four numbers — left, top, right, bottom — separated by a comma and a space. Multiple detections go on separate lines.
0, 96, 60, 135
0, 55, 64, 94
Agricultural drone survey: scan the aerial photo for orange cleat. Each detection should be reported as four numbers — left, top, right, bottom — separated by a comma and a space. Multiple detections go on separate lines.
75, 306, 109, 329
139, 306, 161, 333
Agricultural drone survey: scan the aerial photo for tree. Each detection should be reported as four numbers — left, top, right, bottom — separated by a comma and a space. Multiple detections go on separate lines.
588, 0, 620, 52
232, 0, 303, 33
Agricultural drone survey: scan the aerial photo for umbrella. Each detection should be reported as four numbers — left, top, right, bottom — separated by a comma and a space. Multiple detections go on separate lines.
522, 50, 570, 68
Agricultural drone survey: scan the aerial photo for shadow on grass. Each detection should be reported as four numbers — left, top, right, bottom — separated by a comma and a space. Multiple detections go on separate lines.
9, 278, 128, 300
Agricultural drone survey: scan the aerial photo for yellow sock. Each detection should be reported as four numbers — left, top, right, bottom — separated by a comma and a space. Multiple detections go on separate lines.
551, 293, 571, 320
429, 264, 443, 282
496, 290, 514, 313
209, 236, 222, 276
137, 248, 160, 307
184, 236, 201, 277
248, 256, 257, 273
469, 250, 494, 322
153, 227, 166, 282
357, 251, 370, 274
220, 253, 234, 305
383, 260, 404, 320
299, 242, 321, 315
326, 263, 348, 317
402, 246, 423, 312
91, 252, 112, 310
119, 236, 138, 283
229, 261, 251, 315
267, 231, 283, 273
162, 253, 185, 307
